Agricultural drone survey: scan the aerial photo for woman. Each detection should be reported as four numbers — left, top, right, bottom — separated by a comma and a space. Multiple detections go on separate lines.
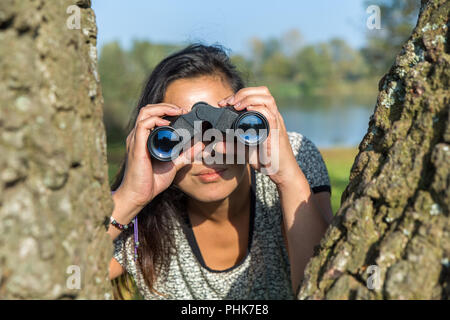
108, 44, 333, 299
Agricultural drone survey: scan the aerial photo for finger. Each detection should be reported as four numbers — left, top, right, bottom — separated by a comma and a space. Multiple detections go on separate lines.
248, 144, 260, 168
214, 138, 244, 163
232, 94, 278, 115
243, 104, 279, 130
140, 103, 181, 111
126, 129, 135, 151
278, 112, 287, 132
172, 140, 205, 170
218, 86, 271, 106
134, 116, 171, 157
136, 104, 183, 122
217, 94, 234, 106
213, 140, 227, 154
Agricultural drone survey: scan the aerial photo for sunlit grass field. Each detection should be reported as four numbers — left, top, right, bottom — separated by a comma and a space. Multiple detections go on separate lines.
319, 147, 358, 214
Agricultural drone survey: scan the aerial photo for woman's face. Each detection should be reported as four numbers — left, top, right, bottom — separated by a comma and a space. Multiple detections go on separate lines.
163, 75, 248, 202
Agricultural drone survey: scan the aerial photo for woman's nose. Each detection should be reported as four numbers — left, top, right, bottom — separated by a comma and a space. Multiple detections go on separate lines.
212, 141, 226, 154
201, 139, 225, 161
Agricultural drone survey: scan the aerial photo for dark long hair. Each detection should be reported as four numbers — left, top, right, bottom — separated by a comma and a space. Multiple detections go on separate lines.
110, 43, 245, 298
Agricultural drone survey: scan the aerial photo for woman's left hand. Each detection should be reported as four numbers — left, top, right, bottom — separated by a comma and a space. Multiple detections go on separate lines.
218, 86, 302, 187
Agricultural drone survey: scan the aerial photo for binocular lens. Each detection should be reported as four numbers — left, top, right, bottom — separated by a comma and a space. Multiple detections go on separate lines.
235, 113, 268, 145
149, 127, 181, 161
148, 108, 269, 161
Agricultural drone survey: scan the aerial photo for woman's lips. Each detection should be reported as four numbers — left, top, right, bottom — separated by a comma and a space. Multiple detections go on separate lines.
194, 168, 227, 183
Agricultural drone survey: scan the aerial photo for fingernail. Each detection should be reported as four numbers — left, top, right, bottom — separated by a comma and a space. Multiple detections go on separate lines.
218, 99, 225, 105
227, 96, 235, 104
234, 102, 241, 108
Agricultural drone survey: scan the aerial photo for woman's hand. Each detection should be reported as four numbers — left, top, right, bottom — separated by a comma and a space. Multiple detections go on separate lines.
113, 103, 196, 220
221, 88, 328, 293
218, 86, 302, 187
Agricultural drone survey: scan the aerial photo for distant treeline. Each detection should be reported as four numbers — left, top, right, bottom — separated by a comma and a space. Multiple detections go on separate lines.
99, 0, 419, 144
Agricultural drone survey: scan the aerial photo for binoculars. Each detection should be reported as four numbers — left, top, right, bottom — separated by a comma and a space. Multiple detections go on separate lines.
147, 101, 269, 161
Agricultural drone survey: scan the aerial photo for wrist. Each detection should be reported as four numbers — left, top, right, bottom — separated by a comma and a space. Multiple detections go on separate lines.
112, 187, 146, 223
270, 157, 302, 186
109, 216, 135, 231
274, 165, 309, 193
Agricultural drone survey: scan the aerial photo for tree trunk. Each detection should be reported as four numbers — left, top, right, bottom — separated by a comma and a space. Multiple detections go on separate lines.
299, 0, 449, 299
1, 0, 448, 301
0, 0, 113, 299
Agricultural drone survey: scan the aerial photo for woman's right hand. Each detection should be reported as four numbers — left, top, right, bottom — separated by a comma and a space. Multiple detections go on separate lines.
112, 103, 196, 220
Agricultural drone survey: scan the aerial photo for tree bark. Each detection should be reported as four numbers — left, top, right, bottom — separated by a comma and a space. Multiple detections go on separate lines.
1, 0, 448, 301
0, 0, 113, 299
299, 0, 449, 299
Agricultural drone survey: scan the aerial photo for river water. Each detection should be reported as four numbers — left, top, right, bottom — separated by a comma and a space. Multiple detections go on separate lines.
280, 104, 374, 148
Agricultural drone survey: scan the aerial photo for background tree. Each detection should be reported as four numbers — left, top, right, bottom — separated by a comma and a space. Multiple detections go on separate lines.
98, 30, 378, 151
362, 0, 421, 76
99, 41, 179, 145
0, 0, 113, 299
294, 44, 336, 96
299, 0, 449, 299
280, 29, 304, 57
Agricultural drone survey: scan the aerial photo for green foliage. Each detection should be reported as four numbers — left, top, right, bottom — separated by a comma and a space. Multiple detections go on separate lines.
99, 41, 180, 144
98, 0, 417, 150
362, 0, 421, 76
294, 44, 335, 96
98, 35, 378, 144
244, 32, 374, 100
262, 52, 294, 80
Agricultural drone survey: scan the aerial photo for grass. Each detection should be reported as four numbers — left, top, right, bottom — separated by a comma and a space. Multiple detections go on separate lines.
319, 147, 358, 215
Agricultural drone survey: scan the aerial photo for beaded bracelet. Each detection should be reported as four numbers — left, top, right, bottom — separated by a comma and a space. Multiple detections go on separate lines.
110, 216, 134, 231
110, 216, 140, 261
109, 192, 139, 261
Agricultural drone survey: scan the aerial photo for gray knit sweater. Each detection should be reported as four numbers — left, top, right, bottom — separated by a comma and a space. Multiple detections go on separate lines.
113, 131, 331, 300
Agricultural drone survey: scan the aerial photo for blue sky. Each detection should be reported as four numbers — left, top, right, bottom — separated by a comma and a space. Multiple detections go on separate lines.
92, 0, 370, 55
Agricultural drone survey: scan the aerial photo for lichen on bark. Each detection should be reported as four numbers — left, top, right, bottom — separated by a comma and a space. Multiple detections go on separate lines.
298, 0, 449, 300
0, 0, 113, 299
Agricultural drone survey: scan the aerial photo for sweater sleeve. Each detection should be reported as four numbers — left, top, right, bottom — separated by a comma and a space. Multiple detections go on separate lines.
287, 131, 331, 194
